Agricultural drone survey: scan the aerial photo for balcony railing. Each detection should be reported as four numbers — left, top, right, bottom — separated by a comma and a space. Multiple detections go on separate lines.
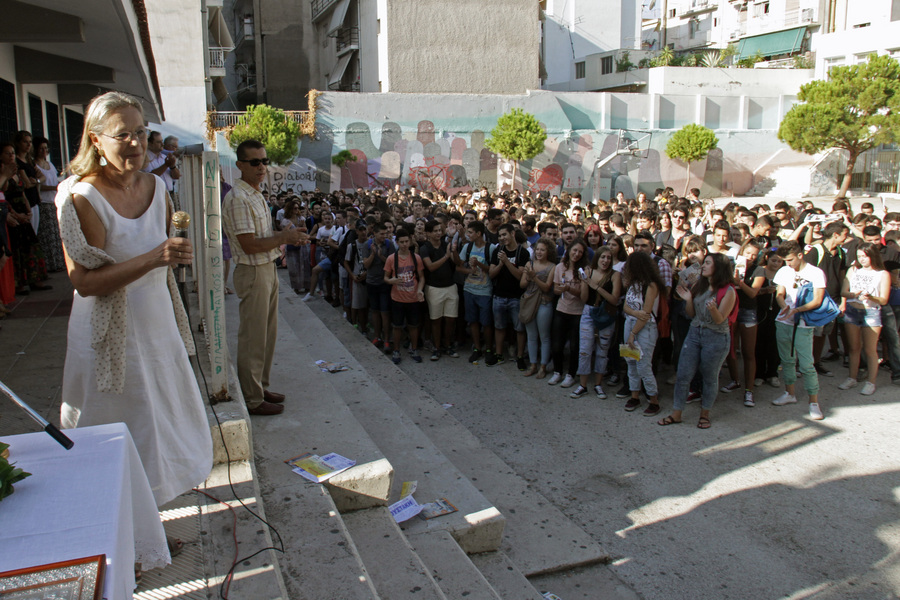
208, 47, 230, 70
311, 0, 340, 22
208, 110, 311, 130
334, 27, 359, 55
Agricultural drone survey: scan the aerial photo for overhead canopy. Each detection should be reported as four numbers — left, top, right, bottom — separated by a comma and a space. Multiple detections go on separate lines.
208, 6, 234, 48
326, 0, 350, 36
328, 50, 354, 87
737, 26, 806, 61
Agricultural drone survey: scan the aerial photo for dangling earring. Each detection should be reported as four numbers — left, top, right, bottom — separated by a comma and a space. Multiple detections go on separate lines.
97, 147, 107, 167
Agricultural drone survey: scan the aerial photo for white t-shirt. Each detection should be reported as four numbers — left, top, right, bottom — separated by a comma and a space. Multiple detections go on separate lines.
774, 262, 826, 327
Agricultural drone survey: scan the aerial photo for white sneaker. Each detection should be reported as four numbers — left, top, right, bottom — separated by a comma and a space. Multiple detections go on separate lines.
719, 380, 739, 393
808, 402, 824, 420
768, 376, 781, 387
594, 385, 607, 399
860, 382, 876, 396
548, 372, 562, 385
666, 373, 677, 385
743, 391, 755, 407
754, 378, 765, 387
569, 385, 587, 398
838, 377, 857, 390
560, 374, 576, 388
771, 392, 797, 406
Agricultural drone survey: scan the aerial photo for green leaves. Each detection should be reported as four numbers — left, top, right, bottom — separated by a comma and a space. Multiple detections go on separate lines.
779, 54, 900, 157
331, 150, 357, 168
229, 104, 302, 166
0, 442, 32, 502
485, 108, 547, 163
665, 123, 719, 164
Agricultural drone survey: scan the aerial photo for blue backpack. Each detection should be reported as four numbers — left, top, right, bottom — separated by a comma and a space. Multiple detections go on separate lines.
790, 282, 840, 356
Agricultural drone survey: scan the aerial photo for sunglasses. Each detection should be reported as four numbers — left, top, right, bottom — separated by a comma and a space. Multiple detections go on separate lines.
238, 158, 270, 166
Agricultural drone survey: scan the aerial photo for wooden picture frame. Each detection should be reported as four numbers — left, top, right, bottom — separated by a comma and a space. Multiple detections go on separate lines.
0, 554, 105, 600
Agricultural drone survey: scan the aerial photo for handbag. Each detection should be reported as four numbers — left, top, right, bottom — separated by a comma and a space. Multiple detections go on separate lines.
789, 281, 840, 356
518, 282, 541, 325
589, 271, 617, 330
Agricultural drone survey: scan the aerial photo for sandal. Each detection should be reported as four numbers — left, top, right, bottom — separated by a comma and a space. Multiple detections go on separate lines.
697, 416, 711, 429
167, 536, 184, 558
657, 415, 682, 426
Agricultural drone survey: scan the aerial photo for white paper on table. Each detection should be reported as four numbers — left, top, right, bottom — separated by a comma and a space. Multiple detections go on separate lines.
389, 495, 423, 523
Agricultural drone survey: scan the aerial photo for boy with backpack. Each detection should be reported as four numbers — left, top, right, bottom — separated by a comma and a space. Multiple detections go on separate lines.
772, 241, 828, 420
383, 227, 426, 364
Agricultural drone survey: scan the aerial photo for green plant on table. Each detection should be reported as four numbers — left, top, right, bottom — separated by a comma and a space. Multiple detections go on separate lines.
0, 442, 31, 501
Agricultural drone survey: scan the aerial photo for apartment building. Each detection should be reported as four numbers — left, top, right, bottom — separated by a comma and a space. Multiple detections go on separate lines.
218, 0, 539, 110
812, 0, 900, 78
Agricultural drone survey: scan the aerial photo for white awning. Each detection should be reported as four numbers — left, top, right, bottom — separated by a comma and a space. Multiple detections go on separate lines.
328, 50, 355, 87
208, 7, 234, 48
326, 0, 350, 37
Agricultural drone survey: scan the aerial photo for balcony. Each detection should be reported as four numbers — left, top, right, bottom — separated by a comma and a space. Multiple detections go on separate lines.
234, 16, 253, 48
333, 26, 359, 56
208, 47, 230, 76
311, 0, 340, 22
207, 110, 314, 133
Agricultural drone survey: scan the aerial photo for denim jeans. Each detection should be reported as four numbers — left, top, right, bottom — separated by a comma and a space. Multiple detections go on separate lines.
525, 302, 553, 365
673, 326, 731, 411
775, 322, 818, 396
623, 316, 659, 397
578, 305, 615, 376
880, 304, 900, 379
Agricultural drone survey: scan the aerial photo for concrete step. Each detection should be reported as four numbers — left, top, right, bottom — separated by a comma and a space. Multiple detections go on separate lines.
299, 287, 607, 576
198, 461, 287, 599
281, 294, 505, 554
408, 530, 502, 600
469, 551, 546, 600
343, 507, 447, 599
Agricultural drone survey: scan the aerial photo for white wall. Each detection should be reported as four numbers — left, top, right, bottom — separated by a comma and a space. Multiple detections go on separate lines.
645, 66, 813, 97
812, 20, 900, 78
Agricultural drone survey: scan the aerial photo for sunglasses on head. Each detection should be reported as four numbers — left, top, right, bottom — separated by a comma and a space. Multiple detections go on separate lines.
238, 157, 270, 166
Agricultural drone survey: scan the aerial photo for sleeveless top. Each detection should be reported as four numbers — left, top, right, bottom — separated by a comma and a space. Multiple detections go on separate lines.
692, 288, 730, 333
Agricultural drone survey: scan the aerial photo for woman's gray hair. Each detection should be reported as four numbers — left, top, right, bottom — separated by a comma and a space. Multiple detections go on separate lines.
67, 91, 144, 177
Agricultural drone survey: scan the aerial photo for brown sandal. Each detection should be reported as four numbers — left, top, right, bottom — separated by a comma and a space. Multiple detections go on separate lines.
657, 415, 682, 426
697, 416, 711, 429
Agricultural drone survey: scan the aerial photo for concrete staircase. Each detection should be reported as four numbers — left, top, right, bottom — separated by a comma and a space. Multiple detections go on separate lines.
746, 165, 812, 198
217, 278, 610, 599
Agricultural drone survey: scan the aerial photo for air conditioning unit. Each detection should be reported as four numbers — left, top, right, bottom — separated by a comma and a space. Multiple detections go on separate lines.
801, 8, 815, 23
729, 30, 740, 39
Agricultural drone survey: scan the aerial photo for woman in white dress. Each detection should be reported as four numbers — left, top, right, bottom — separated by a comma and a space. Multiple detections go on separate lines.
57, 92, 212, 575
32, 136, 65, 271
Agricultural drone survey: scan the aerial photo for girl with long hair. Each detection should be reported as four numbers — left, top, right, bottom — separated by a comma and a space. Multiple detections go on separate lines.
584, 224, 603, 253
621, 251, 667, 415
548, 238, 590, 388
839, 242, 890, 395
607, 235, 628, 272
569, 246, 621, 398
754, 249, 784, 387
520, 237, 558, 378
659, 253, 736, 429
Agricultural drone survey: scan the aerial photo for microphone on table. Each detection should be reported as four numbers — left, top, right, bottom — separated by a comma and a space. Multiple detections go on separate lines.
0, 379, 73, 450
171, 211, 191, 284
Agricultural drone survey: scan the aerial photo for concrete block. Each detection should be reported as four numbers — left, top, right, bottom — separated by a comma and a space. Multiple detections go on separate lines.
342, 507, 447, 600
326, 457, 395, 512
408, 530, 502, 600
209, 417, 250, 464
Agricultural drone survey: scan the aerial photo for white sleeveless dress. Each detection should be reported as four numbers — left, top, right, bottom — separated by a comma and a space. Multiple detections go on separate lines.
61, 176, 212, 508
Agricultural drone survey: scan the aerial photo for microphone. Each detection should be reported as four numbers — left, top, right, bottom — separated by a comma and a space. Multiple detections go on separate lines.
171, 211, 191, 283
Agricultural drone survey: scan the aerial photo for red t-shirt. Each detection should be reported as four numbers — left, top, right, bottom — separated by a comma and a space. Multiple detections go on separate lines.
384, 252, 423, 303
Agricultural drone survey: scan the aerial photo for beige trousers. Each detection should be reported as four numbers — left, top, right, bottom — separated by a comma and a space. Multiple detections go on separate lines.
233, 262, 279, 409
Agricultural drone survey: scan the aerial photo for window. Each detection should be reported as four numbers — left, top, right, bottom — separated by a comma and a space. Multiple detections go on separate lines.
601, 56, 613, 75
28, 94, 44, 137
575, 61, 586, 79
855, 52, 875, 64
824, 56, 845, 73
46, 101, 62, 164
64, 108, 84, 160
754, 2, 769, 17
669, 8, 677, 18
852, 22, 870, 28
0, 78, 17, 146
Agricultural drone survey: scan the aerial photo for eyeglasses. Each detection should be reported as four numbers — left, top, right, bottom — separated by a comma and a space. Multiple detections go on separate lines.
672, 214, 685, 220
102, 128, 148, 144
237, 158, 270, 166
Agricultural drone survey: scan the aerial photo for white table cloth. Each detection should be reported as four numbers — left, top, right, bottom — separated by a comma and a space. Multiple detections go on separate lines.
0, 422, 169, 600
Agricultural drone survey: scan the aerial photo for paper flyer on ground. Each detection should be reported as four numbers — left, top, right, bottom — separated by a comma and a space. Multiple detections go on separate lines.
315, 360, 349, 373
389, 495, 423, 523
285, 452, 355, 483
418, 498, 458, 520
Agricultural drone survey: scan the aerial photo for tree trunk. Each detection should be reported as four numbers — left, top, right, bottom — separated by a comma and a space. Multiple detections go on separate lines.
512, 160, 518, 193
683, 162, 691, 197
835, 150, 858, 199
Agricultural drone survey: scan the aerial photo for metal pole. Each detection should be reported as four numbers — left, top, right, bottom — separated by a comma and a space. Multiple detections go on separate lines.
0, 380, 73, 449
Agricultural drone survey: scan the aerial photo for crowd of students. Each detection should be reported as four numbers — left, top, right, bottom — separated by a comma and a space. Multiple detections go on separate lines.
249, 185, 900, 427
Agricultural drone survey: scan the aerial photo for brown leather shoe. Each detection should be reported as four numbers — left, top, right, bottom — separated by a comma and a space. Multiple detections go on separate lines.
263, 390, 285, 403
248, 400, 284, 416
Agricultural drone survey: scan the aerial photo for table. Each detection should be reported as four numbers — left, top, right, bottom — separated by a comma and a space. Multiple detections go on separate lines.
0, 423, 168, 599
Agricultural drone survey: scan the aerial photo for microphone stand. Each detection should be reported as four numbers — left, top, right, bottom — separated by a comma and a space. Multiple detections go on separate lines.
0, 379, 74, 450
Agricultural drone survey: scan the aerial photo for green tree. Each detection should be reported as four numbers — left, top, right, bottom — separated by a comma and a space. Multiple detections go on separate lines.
778, 54, 900, 198
485, 108, 547, 192
665, 123, 719, 196
331, 150, 357, 169
228, 104, 302, 166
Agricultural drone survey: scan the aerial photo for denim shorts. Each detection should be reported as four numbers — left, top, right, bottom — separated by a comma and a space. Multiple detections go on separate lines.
737, 307, 758, 326
843, 304, 882, 328
367, 283, 392, 313
493, 296, 524, 331
464, 292, 493, 327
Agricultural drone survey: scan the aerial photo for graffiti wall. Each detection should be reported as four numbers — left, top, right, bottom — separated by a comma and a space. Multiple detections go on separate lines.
218, 91, 826, 199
